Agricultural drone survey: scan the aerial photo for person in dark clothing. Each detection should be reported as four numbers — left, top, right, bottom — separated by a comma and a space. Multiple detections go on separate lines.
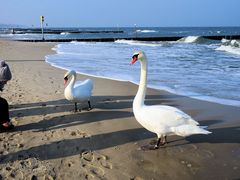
0, 60, 14, 131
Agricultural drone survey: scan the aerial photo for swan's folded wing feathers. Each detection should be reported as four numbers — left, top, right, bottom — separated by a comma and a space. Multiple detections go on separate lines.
160, 105, 199, 125
140, 105, 199, 127
74, 80, 86, 87
74, 79, 93, 90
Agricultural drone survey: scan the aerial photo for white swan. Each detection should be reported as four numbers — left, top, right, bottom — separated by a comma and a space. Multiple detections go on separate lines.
64, 70, 93, 112
130, 51, 211, 149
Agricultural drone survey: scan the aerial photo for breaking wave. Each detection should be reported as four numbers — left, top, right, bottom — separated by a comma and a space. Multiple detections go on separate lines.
136, 29, 158, 33
216, 39, 240, 55
178, 36, 205, 43
115, 39, 162, 47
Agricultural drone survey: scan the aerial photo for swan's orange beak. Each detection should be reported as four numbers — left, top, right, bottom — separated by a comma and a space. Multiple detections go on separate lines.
64, 77, 68, 86
130, 55, 138, 65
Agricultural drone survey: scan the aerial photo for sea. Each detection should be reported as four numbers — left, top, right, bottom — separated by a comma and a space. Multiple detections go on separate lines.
1, 27, 240, 107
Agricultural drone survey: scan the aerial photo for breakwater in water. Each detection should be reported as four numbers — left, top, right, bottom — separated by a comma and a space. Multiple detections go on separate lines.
17, 35, 240, 42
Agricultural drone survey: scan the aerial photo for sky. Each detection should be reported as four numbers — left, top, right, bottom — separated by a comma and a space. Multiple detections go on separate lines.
0, 0, 240, 27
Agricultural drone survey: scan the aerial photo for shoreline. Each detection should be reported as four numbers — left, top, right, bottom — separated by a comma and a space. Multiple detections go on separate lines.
46, 43, 240, 108
48, 60, 240, 108
0, 40, 239, 179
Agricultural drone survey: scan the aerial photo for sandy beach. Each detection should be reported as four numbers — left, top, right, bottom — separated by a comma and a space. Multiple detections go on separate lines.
0, 40, 239, 179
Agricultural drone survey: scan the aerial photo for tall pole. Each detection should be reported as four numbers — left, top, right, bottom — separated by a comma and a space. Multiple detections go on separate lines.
40, 16, 45, 41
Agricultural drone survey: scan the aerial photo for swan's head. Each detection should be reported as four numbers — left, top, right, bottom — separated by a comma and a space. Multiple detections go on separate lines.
64, 70, 76, 85
130, 50, 146, 65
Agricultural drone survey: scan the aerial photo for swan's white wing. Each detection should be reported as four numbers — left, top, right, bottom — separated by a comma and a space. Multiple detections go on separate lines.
72, 79, 93, 101
139, 105, 199, 128
134, 105, 209, 136
159, 105, 199, 125
74, 79, 91, 87
74, 80, 84, 87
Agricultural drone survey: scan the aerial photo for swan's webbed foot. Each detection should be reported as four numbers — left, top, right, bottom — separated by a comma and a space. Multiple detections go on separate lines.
140, 137, 167, 150
154, 136, 168, 149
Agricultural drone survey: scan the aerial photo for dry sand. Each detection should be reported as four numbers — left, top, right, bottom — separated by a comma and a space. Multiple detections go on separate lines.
0, 40, 239, 180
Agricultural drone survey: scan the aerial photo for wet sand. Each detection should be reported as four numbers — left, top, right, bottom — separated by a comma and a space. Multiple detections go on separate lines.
0, 40, 239, 179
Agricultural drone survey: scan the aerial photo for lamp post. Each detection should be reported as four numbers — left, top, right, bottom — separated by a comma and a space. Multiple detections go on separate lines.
40, 16, 45, 41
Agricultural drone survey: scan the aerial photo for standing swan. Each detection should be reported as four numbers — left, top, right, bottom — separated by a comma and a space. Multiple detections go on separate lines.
130, 51, 211, 149
64, 70, 93, 112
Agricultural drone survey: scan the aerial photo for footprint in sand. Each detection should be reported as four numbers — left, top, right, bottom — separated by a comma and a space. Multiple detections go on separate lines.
88, 164, 105, 178
80, 150, 113, 179
0, 157, 54, 180
0, 133, 24, 153
81, 150, 94, 162
42, 129, 90, 142
8, 169, 24, 179
96, 154, 112, 170
70, 130, 89, 138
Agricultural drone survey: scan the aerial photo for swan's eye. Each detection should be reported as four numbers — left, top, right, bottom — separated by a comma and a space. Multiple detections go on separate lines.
64, 77, 68, 81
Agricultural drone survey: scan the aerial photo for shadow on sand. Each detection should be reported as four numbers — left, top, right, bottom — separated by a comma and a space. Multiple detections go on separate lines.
4, 93, 239, 164
15, 110, 133, 132
0, 128, 154, 163
1, 122, 240, 164
10, 94, 179, 118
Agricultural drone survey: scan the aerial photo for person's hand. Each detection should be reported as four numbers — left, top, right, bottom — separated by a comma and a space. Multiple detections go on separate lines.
2, 121, 12, 128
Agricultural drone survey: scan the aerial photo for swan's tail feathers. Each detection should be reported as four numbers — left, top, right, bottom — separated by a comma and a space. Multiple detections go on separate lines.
172, 125, 212, 137
187, 118, 200, 126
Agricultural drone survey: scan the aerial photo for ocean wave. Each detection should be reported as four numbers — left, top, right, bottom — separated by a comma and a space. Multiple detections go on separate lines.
221, 39, 240, 48
136, 29, 158, 33
177, 36, 204, 43
0, 33, 14, 37
60, 32, 70, 35
46, 40, 240, 107
115, 39, 162, 47
70, 41, 90, 44
216, 39, 240, 55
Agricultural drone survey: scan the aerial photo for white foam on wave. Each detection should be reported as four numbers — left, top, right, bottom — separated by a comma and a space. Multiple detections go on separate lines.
51, 45, 58, 52
0, 34, 14, 37
148, 83, 240, 107
216, 39, 240, 55
115, 39, 162, 47
136, 29, 157, 33
0, 33, 33, 37
70, 41, 94, 45
178, 36, 202, 43
60, 32, 70, 35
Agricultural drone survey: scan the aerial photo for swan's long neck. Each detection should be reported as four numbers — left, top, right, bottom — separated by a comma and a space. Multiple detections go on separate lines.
134, 57, 148, 107
68, 72, 76, 89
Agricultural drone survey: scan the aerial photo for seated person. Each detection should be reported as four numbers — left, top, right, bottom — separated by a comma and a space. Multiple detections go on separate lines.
0, 60, 14, 131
